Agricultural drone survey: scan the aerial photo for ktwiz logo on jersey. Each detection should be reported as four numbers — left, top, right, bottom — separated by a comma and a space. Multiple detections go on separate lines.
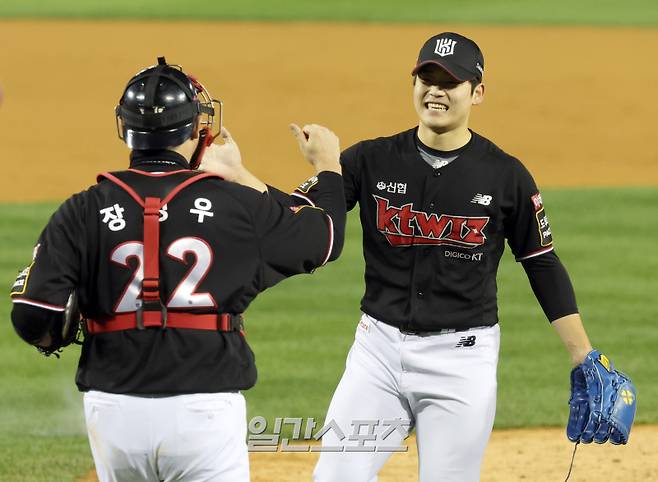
435, 38, 457, 57
374, 196, 489, 247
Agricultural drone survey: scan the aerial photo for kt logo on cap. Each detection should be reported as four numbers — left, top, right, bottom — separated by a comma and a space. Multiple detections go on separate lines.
435, 38, 457, 57
412, 32, 485, 82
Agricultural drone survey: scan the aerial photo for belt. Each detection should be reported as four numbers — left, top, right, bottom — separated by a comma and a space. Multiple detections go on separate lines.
398, 324, 493, 336
86, 312, 244, 335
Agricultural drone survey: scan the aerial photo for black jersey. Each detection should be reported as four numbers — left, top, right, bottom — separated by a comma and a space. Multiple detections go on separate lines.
341, 128, 554, 332
10, 151, 346, 394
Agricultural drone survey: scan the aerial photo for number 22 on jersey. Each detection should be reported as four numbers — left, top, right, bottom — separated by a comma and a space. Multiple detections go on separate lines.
111, 237, 216, 312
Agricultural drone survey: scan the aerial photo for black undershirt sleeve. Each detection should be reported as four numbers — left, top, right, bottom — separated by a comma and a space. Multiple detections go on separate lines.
521, 251, 579, 322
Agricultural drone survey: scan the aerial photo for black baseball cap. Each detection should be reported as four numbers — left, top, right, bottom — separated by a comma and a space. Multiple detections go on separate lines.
411, 32, 484, 82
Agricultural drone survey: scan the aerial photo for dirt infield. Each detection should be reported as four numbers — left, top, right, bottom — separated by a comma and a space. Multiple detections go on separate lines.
0, 21, 657, 203
1, 20, 656, 481
76, 427, 658, 481
246, 427, 658, 481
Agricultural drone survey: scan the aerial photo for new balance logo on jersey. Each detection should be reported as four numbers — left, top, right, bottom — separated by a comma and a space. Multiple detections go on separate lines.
471, 194, 493, 206
435, 38, 457, 57
455, 335, 476, 347
374, 195, 489, 248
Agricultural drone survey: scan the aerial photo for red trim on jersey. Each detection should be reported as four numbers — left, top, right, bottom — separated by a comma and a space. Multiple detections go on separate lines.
97, 172, 145, 207
86, 312, 239, 334
11, 298, 66, 311
321, 214, 334, 267
516, 245, 554, 261
127, 169, 188, 177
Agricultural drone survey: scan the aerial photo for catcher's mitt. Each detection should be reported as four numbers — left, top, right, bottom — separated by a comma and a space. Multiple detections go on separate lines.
37, 291, 84, 358
567, 350, 637, 444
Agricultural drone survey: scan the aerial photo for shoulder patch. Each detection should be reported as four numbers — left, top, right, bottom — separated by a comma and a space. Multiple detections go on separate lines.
531, 192, 552, 246
10, 265, 32, 297
10, 243, 40, 297
535, 208, 553, 247
296, 176, 319, 194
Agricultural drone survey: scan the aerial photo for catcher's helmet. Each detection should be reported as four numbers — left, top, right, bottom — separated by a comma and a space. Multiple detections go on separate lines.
115, 57, 221, 150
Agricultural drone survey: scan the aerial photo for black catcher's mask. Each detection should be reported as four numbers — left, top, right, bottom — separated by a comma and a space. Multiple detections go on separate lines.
115, 57, 222, 162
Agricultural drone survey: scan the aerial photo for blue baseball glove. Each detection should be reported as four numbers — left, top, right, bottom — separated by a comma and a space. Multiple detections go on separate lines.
567, 350, 637, 444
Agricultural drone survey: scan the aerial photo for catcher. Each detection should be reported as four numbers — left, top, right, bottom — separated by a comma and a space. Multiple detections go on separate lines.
10, 57, 346, 481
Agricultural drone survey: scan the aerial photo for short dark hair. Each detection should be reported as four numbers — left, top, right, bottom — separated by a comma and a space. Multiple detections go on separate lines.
468, 78, 481, 93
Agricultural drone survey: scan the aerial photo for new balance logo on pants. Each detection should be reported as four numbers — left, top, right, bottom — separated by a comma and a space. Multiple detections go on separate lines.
455, 335, 476, 347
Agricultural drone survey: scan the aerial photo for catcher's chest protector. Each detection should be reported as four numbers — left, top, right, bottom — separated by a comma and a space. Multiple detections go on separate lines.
95, 169, 233, 331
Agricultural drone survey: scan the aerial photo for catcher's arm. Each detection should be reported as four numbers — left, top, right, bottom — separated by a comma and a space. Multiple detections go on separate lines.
198, 128, 268, 193
12, 292, 83, 358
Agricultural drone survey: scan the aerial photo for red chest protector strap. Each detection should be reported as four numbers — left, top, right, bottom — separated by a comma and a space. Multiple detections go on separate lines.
141, 196, 163, 327
96, 170, 221, 330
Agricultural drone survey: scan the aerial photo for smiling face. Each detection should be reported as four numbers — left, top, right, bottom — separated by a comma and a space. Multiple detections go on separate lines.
413, 64, 484, 135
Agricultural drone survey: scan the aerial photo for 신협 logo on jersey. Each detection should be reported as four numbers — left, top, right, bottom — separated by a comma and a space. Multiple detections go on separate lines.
374, 196, 489, 247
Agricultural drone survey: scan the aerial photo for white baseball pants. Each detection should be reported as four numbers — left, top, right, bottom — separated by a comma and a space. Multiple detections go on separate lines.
83, 390, 249, 482
313, 313, 500, 482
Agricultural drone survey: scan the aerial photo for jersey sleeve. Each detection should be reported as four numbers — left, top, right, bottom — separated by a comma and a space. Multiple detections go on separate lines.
340, 142, 361, 211
270, 142, 360, 213
10, 194, 84, 309
265, 171, 347, 266
266, 185, 297, 208
10, 194, 85, 342
504, 161, 554, 261
291, 171, 346, 249
249, 176, 346, 288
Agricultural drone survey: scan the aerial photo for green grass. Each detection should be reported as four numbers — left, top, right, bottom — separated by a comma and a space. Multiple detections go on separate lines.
0, 0, 657, 26
0, 203, 92, 481
1, 187, 657, 479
